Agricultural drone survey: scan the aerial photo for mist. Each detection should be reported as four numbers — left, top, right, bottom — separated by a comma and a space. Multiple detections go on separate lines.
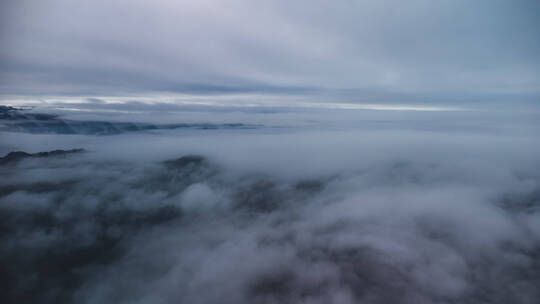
1, 0, 540, 302
1, 104, 539, 304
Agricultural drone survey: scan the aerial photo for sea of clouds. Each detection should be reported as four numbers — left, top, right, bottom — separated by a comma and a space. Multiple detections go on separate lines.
1, 104, 539, 303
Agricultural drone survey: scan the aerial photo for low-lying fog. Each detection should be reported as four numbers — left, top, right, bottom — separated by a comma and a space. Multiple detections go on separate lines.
1, 104, 539, 303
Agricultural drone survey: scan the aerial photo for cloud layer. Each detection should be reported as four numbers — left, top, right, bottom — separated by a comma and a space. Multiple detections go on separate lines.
1, 0, 539, 104
1, 106, 539, 303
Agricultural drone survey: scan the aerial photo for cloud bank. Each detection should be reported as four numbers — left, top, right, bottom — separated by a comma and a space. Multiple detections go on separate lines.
1, 105, 539, 303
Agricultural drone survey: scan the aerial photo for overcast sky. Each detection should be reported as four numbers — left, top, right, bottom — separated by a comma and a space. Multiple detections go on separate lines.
1, 0, 539, 105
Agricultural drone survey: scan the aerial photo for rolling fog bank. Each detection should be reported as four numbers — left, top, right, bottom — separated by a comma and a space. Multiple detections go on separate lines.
1, 104, 539, 303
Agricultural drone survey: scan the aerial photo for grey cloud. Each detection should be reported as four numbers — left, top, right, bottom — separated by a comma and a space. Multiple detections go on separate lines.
1, 105, 540, 303
0, 0, 539, 105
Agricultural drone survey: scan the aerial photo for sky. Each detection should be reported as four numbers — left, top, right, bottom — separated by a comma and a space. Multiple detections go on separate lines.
1, 0, 539, 107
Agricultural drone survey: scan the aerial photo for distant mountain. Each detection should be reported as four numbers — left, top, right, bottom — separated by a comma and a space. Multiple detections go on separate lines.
0, 148, 85, 165
0, 105, 260, 135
